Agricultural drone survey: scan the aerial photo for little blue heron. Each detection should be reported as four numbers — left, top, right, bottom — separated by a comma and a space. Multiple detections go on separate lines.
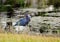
15, 14, 31, 26
14, 14, 31, 33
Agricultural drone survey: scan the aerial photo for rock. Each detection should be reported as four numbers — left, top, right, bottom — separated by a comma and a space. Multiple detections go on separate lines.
28, 16, 60, 33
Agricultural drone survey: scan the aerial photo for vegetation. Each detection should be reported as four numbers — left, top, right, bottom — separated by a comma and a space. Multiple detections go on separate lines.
0, 0, 24, 11
4, 0, 24, 6
0, 34, 60, 42
1, 0, 60, 11
38, 0, 48, 9
48, 0, 60, 9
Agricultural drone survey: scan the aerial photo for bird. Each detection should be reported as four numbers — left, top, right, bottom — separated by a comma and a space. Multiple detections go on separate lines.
14, 14, 31, 33
15, 14, 31, 26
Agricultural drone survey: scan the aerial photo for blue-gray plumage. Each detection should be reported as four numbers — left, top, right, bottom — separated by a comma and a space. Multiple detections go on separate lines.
15, 14, 31, 26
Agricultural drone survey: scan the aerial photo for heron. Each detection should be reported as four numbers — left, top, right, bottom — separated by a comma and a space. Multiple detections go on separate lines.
14, 13, 31, 33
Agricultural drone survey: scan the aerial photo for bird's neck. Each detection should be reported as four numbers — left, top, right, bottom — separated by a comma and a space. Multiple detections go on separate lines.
26, 16, 30, 21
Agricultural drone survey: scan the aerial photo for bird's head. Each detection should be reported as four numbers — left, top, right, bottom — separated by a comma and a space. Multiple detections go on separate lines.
24, 11, 31, 19
25, 14, 31, 18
